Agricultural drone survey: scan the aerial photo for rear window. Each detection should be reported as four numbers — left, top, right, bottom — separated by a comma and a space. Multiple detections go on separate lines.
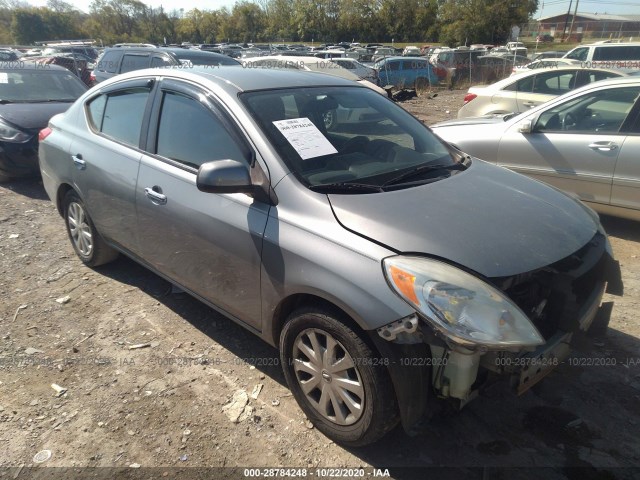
0, 70, 86, 102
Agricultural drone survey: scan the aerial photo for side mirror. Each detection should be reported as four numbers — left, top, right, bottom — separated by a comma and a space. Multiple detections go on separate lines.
196, 159, 253, 194
517, 119, 533, 134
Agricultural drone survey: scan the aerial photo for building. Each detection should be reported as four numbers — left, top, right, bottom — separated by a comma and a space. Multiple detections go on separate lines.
533, 12, 640, 41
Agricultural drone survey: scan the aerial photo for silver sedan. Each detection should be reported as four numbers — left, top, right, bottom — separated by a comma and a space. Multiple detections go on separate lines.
433, 77, 640, 221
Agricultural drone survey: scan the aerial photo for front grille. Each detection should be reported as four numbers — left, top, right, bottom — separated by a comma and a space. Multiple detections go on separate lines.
492, 232, 608, 340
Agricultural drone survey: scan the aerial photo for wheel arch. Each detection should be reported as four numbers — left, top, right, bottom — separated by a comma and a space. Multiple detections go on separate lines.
55, 183, 75, 216
269, 292, 364, 349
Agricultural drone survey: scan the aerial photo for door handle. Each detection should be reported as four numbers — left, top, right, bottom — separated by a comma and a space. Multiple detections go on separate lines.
588, 142, 618, 152
523, 101, 537, 107
72, 154, 86, 170
144, 187, 167, 205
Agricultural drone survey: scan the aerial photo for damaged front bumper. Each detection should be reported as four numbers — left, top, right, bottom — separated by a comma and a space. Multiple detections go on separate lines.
373, 233, 622, 436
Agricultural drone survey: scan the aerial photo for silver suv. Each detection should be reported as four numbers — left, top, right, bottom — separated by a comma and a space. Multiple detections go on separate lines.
38, 67, 621, 446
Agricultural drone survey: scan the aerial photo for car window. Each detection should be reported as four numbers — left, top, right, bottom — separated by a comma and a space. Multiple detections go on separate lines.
386, 61, 400, 71
120, 54, 150, 73
96, 51, 120, 73
0, 70, 86, 102
532, 71, 577, 95
96, 88, 150, 146
593, 46, 640, 61
155, 91, 247, 169
565, 47, 589, 61
151, 55, 173, 67
535, 86, 640, 134
576, 69, 622, 87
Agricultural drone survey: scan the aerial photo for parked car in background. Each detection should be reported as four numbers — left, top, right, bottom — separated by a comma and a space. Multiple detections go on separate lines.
41, 44, 100, 60
329, 58, 378, 84
92, 47, 240, 83
371, 47, 395, 62
530, 50, 565, 62
240, 55, 386, 129
0, 49, 20, 61
475, 55, 530, 83
31, 54, 94, 87
402, 46, 421, 56
374, 57, 439, 88
511, 58, 581, 76
39, 66, 620, 446
458, 66, 626, 118
563, 42, 640, 72
433, 77, 640, 220
0, 63, 87, 181
430, 48, 485, 84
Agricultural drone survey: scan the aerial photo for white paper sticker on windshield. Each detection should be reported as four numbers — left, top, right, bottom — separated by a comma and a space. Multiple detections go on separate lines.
272, 118, 338, 160
0, 73, 8, 84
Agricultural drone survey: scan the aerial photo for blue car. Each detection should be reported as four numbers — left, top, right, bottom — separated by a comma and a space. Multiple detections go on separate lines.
373, 56, 439, 88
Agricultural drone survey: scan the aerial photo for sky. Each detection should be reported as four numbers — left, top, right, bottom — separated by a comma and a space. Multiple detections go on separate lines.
26, 0, 640, 17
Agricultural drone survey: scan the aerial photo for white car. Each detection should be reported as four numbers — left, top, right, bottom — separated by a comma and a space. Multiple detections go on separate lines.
458, 66, 626, 118
511, 58, 581, 76
330, 57, 378, 84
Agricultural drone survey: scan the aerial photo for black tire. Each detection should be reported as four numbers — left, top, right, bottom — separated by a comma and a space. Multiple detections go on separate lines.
63, 190, 118, 267
280, 307, 399, 446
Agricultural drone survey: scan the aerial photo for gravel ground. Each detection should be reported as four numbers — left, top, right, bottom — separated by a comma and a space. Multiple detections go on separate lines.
1, 90, 639, 480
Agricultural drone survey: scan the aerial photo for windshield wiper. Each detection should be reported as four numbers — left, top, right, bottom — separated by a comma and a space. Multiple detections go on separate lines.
309, 182, 384, 193
382, 162, 466, 188
0, 99, 12, 104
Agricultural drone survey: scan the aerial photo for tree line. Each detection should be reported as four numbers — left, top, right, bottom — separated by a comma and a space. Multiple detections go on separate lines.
0, 0, 538, 48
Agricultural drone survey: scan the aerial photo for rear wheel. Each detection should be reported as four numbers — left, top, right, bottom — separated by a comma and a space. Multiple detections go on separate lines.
280, 307, 399, 446
63, 190, 118, 267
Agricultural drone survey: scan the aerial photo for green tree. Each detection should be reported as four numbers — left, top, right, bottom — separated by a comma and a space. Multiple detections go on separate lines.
438, 0, 537, 46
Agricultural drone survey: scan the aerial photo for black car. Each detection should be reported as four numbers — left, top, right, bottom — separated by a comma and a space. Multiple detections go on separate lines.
0, 63, 87, 181
92, 47, 241, 83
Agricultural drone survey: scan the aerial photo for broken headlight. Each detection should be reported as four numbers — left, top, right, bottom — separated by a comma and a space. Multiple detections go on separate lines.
383, 256, 544, 349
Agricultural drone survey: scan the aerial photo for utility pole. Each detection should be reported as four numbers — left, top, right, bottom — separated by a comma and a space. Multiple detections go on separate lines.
567, 0, 580, 42
560, 0, 573, 42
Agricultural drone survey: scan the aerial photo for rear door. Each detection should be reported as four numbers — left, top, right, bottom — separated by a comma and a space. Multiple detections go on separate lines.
610, 98, 640, 213
135, 78, 270, 329
69, 78, 154, 252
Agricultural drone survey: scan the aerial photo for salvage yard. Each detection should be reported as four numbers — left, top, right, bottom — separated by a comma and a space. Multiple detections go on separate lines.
1, 90, 640, 479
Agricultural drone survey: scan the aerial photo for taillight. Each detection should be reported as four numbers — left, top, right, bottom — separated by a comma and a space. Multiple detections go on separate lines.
89, 71, 96, 82
463, 93, 477, 104
39, 127, 52, 142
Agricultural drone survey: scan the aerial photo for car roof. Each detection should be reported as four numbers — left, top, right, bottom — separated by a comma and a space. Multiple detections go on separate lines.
375, 56, 426, 61
572, 42, 640, 47
100, 66, 360, 95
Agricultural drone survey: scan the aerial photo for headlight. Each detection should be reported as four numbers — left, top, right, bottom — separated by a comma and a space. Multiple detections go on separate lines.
0, 118, 32, 143
383, 256, 544, 348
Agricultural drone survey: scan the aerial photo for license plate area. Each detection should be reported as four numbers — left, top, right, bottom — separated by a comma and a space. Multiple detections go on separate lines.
515, 332, 572, 395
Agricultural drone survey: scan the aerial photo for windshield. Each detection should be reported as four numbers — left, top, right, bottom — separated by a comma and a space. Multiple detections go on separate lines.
242, 86, 461, 190
0, 70, 86, 102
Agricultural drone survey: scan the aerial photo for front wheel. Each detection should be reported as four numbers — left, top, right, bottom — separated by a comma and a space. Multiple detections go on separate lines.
63, 190, 119, 267
280, 307, 399, 446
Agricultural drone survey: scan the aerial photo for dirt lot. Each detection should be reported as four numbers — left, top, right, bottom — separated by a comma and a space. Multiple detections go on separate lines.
1, 90, 639, 480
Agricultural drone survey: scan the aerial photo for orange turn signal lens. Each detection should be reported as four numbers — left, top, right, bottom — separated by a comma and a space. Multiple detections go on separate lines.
389, 265, 419, 305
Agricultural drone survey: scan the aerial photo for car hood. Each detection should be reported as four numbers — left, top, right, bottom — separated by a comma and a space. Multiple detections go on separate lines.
0, 102, 73, 130
328, 160, 597, 278
432, 114, 515, 128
